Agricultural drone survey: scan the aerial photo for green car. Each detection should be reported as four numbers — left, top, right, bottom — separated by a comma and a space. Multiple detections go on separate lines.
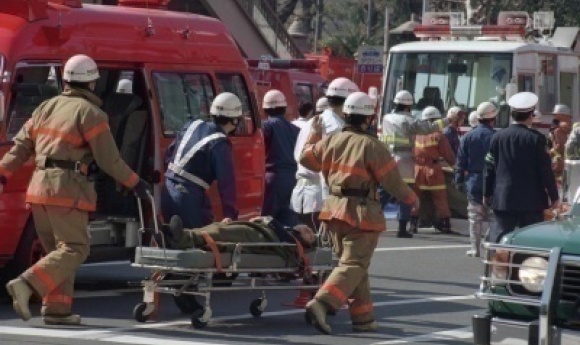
472, 204, 580, 344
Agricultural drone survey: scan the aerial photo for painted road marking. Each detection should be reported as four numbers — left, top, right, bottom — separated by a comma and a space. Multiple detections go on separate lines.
375, 245, 470, 252
371, 327, 473, 344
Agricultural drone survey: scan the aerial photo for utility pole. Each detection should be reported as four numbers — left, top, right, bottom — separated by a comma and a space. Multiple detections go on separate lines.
367, 0, 374, 40
313, 0, 323, 54
422, 0, 430, 16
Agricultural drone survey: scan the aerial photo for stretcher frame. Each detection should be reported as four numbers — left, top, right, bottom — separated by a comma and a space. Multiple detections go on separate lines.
131, 193, 335, 328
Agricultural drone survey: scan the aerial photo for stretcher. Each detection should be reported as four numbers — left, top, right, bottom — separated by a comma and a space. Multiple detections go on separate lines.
131, 194, 335, 329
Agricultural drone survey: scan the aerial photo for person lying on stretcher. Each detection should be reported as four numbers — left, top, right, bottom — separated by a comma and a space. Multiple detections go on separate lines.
163, 215, 316, 260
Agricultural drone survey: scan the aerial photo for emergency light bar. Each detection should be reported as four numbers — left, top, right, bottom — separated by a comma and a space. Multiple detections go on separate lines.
414, 25, 525, 39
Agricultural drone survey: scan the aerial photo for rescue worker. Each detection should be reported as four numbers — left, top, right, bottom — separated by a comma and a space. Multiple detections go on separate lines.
548, 104, 572, 186
410, 107, 456, 234
0, 54, 150, 325
261, 89, 300, 226
455, 102, 498, 257
381, 90, 460, 238
162, 92, 241, 229
292, 101, 314, 130
443, 106, 465, 155
484, 92, 559, 242
315, 96, 329, 115
300, 92, 419, 334
468, 111, 479, 128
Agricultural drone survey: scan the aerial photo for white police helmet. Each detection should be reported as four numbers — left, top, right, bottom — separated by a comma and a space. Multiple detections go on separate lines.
468, 111, 479, 127
315, 97, 329, 113
552, 104, 571, 116
421, 106, 441, 120
508, 92, 538, 113
262, 89, 287, 109
210, 92, 242, 118
477, 101, 498, 119
63, 54, 99, 83
393, 90, 413, 106
326, 77, 359, 98
343, 92, 375, 116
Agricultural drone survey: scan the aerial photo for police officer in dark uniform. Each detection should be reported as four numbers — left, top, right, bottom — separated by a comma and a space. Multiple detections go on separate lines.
483, 92, 559, 242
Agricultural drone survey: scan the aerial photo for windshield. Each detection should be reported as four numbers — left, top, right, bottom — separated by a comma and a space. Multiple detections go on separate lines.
382, 52, 513, 128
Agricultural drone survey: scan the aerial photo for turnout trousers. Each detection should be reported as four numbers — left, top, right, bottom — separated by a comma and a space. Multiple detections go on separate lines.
314, 219, 379, 327
21, 205, 89, 316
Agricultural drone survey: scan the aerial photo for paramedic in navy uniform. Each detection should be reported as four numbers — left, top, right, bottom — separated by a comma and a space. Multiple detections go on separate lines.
483, 91, 559, 243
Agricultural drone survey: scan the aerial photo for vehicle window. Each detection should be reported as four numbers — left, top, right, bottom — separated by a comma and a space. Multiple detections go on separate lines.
153, 72, 214, 136
215, 73, 257, 135
538, 56, 556, 114
294, 83, 314, 105
7, 66, 61, 140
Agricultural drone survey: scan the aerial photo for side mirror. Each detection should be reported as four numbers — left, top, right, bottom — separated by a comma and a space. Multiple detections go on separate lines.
505, 82, 517, 102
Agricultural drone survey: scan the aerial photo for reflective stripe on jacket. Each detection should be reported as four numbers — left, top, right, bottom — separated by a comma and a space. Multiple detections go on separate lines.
300, 126, 416, 231
0, 87, 139, 211
413, 132, 455, 191
381, 111, 446, 183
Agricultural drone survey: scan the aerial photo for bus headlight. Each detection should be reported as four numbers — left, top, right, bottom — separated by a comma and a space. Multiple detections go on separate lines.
518, 256, 548, 293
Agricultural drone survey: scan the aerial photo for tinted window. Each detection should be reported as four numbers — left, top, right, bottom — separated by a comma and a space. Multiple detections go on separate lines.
153, 72, 214, 136
216, 73, 257, 135
294, 83, 314, 105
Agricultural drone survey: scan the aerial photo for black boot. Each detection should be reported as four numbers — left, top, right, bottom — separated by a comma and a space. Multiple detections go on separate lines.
440, 218, 452, 234
397, 220, 413, 238
409, 216, 419, 234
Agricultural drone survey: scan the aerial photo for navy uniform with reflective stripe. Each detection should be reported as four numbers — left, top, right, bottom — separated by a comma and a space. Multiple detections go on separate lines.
161, 119, 238, 228
261, 114, 300, 226
455, 124, 495, 203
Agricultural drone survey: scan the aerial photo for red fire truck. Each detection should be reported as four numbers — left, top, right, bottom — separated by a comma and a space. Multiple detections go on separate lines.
0, 0, 265, 287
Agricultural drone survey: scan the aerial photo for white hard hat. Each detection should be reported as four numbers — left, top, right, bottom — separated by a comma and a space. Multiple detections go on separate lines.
210, 92, 242, 118
421, 106, 441, 120
343, 92, 375, 116
315, 97, 329, 112
477, 101, 498, 119
262, 89, 287, 109
393, 90, 413, 106
533, 110, 543, 123
508, 92, 538, 113
468, 111, 479, 127
552, 104, 571, 116
447, 106, 464, 117
63, 54, 99, 82
116, 79, 133, 94
326, 77, 359, 98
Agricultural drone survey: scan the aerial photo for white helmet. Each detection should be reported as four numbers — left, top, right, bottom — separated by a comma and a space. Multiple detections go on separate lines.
315, 97, 329, 113
326, 77, 359, 98
262, 89, 287, 109
116, 79, 133, 94
63, 54, 99, 82
468, 111, 479, 127
447, 106, 464, 117
552, 104, 571, 116
393, 90, 413, 106
533, 110, 543, 123
210, 92, 242, 118
421, 106, 441, 120
343, 92, 375, 116
477, 101, 497, 119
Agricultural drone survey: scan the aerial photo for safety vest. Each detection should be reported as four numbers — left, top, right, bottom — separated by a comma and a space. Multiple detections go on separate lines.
167, 120, 226, 190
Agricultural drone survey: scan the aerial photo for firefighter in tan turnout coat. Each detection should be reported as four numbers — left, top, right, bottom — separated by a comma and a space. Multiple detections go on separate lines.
300, 92, 419, 334
0, 55, 150, 325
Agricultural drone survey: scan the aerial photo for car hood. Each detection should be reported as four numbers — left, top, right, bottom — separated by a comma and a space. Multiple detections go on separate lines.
504, 217, 580, 255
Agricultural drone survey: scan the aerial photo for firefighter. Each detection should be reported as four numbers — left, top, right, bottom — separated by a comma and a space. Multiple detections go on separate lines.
410, 106, 456, 234
381, 90, 459, 238
484, 92, 559, 243
443, 106, 465, 155
468, 111, 479, 128
315, 96, 329, 115
548, 104, 572, 186
0, 54, 150, 325
300, 92, 418, 334
261, 89, 300, 226
455, 102, 498, 257
161, 92, 241, 229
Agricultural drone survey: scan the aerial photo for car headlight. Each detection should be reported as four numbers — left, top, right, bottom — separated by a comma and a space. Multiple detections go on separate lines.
518, 256, 548, 293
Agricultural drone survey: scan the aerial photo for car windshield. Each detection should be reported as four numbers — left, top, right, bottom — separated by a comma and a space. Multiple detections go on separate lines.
383, 52, 513, 128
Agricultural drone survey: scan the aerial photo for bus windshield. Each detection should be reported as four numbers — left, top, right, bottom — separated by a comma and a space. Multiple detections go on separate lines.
383, 52, 513, 127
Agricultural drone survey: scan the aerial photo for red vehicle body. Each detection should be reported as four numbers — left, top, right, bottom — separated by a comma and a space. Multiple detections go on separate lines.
0, 0, 265, 284
247, 59, 327, 121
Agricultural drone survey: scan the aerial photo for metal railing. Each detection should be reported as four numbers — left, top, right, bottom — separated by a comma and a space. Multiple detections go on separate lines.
235, 0, 304, 59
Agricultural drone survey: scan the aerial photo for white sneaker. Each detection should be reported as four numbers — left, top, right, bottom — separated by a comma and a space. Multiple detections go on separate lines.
466, 250, 480, 258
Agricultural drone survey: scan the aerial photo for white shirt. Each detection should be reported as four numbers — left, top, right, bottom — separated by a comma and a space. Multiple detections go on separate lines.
292, 117, 310, 131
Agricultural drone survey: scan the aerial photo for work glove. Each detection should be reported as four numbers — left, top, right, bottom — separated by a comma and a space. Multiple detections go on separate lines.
133, 178, 152, 200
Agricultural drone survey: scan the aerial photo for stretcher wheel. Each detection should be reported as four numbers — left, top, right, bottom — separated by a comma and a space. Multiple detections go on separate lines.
250, 298, 267, 317
133, 302, 154, 323
173, 295, 203, 314
191, 307, 212, 329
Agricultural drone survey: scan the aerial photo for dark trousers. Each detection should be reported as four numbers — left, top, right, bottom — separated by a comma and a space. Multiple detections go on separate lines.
493, 210, 544, 242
